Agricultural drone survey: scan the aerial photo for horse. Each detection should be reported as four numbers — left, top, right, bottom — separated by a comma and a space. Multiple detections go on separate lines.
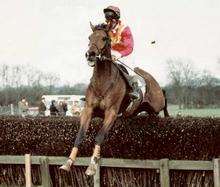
60, 23, 169, 175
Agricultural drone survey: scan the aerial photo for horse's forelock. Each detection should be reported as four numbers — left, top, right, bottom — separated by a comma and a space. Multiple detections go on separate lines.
94, 24, 108, 32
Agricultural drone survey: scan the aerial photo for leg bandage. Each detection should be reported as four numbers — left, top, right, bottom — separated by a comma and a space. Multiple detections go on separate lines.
69, 147, 78, 161
93, 145, 101, 158
91, 145, 101, 164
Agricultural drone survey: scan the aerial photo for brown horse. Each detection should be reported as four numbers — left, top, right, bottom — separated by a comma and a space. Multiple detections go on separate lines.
60, 23, 169, 175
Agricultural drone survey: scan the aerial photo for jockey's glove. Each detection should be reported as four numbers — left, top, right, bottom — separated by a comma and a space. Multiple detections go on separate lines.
111, 55, 117, 62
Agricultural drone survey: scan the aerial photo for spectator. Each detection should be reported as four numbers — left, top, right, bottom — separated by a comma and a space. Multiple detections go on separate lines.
49, 100, 59, 116
18, 97, 29, 117
38, 97, 46, 116
71, 101, 81, 116
62, 101, 68, 116
58, 101, 65, 116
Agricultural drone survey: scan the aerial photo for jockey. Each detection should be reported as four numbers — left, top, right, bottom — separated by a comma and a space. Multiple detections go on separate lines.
104, 6, 140, 100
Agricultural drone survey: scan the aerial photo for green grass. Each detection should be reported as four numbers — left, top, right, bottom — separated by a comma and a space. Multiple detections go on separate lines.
167, 105, 220, 117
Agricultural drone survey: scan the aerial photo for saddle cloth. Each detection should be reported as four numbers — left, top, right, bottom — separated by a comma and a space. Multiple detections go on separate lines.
114, 63, 146, 116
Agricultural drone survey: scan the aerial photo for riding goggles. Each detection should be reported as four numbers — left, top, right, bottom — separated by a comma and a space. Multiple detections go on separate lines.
105, 11, 117, 20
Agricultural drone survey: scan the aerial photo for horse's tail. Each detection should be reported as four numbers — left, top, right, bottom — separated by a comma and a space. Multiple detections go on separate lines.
162, 89, 169, 117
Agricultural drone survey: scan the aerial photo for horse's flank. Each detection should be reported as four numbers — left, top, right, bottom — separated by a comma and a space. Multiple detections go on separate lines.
134, 67, 165, 113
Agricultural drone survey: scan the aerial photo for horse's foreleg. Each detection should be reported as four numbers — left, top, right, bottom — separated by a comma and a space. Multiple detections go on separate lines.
85, 108, 117, 176
95, 108, 117, 145
74, 107, 93, 147
60, 107, 93, 171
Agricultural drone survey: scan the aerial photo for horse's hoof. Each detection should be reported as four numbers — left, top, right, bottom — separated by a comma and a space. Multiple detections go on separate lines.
59, 159, 73, 172
85, 163, 97, 176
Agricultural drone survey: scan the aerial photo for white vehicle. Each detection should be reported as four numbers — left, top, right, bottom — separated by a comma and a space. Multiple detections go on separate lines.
28, 107, 39, 116
42, 95, 85, 116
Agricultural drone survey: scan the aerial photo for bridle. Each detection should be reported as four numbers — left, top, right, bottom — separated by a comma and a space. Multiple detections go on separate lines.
87, 30, 112, 63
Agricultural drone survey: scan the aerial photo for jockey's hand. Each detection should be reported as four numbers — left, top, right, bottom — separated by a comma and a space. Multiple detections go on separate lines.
111, 55, 118, 62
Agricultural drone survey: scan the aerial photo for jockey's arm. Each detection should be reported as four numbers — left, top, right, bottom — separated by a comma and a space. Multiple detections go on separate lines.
111, 26, 134, 59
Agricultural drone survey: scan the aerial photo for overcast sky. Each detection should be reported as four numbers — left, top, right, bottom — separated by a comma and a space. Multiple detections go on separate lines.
0, 0, 220, 86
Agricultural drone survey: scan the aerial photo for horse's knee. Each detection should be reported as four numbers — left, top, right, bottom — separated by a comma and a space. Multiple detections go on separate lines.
80, 107, 93, 124
81, 107, 93, 117
104, 109, 117, 123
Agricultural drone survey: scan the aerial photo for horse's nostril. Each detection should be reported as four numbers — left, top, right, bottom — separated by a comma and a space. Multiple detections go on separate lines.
86, 51, 96, 58
89, 51, 96, 57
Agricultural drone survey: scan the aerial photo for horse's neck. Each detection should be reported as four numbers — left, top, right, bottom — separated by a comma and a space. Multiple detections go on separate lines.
92, 54, 118, 91
94, 60, 117, 81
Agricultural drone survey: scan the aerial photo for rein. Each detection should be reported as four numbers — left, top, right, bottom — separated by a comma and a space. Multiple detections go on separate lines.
101, 56, 142, 77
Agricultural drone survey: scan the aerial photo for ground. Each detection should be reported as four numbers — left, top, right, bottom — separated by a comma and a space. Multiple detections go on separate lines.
167, 105, 220, 117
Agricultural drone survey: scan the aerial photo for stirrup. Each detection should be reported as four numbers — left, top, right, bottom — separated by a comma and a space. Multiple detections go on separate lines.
129, 92, 139, 100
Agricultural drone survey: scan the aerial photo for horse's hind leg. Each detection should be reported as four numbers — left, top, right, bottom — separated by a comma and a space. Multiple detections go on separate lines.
162, 89, 169, 117
85, 107, 118, 176
60, 107, 93, 171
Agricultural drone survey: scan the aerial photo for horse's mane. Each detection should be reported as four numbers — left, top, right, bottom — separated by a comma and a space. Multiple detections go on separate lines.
94, 23, 108, 31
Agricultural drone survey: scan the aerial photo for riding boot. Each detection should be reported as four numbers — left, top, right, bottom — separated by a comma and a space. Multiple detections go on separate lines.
124, 77, 142, 116
115, 64, 140, 100
128, 77, 140, 100
129, 89, 139, 100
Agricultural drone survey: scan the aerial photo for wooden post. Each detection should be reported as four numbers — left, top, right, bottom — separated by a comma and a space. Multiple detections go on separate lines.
25, 154, 32, 187
214, 158, 220, 187
40, 156, 51, 187
93, 161, 100, 187
10, 104, 14, 115
160, 159, 170, 187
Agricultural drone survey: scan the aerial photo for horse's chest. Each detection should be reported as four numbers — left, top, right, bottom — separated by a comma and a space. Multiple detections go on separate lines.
99, 99, 106, 110
92, 97, 106, 110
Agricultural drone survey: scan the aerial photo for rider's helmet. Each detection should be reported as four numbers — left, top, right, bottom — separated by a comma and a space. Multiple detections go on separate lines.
103, 6, 120, 20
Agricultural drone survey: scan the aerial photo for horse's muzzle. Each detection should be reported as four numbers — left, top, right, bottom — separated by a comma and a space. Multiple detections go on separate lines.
86, 51, 96, 67
86, 51, 96, 61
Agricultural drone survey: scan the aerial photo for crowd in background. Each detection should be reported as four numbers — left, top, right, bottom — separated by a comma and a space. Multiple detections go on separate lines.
17, 97, 82, 117
49, 100, 68, 116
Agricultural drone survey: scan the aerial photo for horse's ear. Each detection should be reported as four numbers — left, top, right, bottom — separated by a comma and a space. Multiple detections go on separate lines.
90, 21, 95, 32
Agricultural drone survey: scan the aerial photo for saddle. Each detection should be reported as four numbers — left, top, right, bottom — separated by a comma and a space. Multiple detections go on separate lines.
113, 63, 144, 116
113, 63, 131, 90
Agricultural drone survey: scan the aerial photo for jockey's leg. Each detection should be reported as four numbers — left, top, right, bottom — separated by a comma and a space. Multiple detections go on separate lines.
85, 107, 118, 176
60, 107, 93, 171
128, 75, 140, 99
123, 75, 143, 115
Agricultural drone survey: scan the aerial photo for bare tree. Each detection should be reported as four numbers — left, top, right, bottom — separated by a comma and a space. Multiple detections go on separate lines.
167, 59, 184, 109
198, 70, 219, 106
12, 65, 23, 87
167, 58, 198, 108
43, 73, 60, 90
0, 64, 9, 88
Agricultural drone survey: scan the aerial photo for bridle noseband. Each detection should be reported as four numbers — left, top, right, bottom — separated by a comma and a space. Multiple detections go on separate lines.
87, 30, 111, 63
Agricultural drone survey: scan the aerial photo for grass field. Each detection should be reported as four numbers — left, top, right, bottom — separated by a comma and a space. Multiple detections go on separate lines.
167, 105, 220, 117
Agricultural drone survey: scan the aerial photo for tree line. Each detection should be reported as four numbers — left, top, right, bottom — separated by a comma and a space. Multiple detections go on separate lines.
165, 58, 220, 108
0, 61, 219, 108
0, 64, 86, 106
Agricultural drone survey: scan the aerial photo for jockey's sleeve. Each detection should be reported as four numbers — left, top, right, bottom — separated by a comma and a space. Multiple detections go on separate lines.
112, 26, 134, 57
